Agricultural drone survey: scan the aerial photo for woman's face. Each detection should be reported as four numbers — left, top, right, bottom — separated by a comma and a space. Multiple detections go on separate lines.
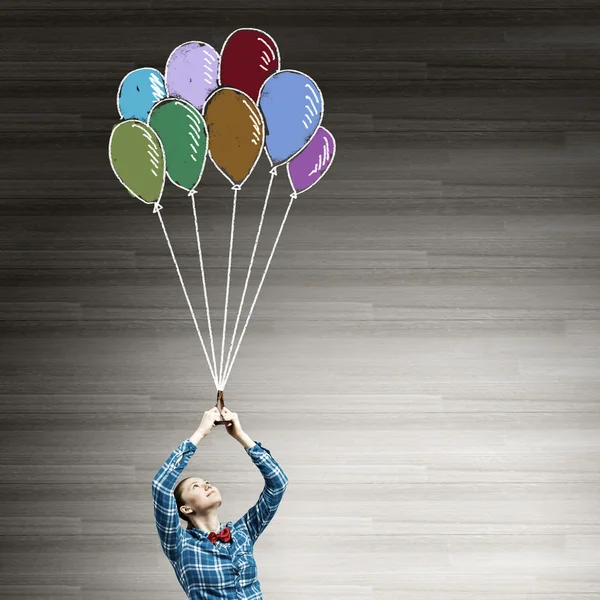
181, 477, 222, 516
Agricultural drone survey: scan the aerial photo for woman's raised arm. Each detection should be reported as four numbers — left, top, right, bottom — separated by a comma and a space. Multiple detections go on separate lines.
151, 407, 221, 561
218, 406, 289, 544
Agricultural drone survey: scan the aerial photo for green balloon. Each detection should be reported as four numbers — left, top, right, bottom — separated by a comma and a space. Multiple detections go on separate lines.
148, 98, 208, 193
109, 120, 165, 204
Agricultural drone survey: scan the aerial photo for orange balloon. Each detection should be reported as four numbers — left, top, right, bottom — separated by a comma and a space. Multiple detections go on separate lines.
203, 87, 265, 187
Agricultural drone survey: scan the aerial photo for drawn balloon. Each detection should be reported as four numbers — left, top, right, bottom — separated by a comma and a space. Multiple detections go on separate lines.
258, 70, 324, 168
165, 41, 220, 111
219, 28, 280, 102
109, 120, 166, 204
203, 87, 265, 187
117, 67, 167, 122
148, 98, 209, 194
287, 126, 336, 195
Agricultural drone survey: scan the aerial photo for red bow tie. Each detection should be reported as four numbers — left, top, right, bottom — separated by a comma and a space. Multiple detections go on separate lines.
208, 526, 232, 544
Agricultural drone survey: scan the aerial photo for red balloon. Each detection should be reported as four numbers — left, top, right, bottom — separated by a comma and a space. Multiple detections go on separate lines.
219, 28, 280, 102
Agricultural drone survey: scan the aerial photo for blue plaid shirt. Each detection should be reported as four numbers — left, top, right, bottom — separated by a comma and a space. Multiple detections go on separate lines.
151, 438, 289, 599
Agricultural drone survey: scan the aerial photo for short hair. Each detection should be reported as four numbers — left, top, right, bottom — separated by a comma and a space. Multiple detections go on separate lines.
174, 477, 193, 527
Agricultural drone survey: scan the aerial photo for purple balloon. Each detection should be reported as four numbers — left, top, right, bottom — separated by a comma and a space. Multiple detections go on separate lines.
286, 126, 336, 195
165, 41, 220, 111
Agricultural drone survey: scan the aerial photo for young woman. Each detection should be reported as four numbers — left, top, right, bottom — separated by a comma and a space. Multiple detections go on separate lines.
151, 406, 289, 599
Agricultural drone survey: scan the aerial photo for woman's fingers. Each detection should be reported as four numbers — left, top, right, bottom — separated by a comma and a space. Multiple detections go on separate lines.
218, 406, 239, 425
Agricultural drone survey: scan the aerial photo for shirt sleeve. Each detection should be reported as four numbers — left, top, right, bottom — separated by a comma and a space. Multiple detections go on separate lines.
151, 438, 198, 562
241, 441, 289, 544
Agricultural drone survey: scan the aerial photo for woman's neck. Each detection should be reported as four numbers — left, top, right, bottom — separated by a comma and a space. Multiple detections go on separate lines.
188, 514, 221, 533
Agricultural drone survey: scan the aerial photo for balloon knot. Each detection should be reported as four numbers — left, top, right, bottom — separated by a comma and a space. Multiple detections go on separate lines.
231, 184, 242, 191
153, 202, 163, 213
269, 167, 278, 176
290, 192, 298, 200
188, 189, 196, 198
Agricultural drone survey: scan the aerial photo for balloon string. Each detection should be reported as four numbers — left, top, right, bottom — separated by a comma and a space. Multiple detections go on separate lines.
156, 207, 219, 387
190, 191, 219, 389
221, 191, 297, 389
218, 186, 238, 388
221, 170, 276, 385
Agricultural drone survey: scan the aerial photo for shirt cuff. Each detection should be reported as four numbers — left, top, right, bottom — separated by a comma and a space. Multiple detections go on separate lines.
245, 440, 272, 457
185, 438, 197, 451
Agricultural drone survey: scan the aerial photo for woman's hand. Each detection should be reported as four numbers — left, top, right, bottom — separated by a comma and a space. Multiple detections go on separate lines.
197, 407, 223, 437
220, 406, 244, 440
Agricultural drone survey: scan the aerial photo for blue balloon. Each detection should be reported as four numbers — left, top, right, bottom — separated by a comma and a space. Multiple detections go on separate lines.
259, 70, 324, 167
117, 68, 167, 122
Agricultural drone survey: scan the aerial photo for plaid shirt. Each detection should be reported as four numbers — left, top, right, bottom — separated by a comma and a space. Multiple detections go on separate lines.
151, 437, 289, 599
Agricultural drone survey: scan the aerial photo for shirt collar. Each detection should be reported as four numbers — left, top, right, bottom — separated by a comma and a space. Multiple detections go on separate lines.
186, 521, 232, 540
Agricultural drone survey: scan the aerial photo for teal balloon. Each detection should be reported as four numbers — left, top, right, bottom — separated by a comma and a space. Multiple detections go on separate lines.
117, 67, 167, 122
109, 120, 166, 204
148, 98, 208, 193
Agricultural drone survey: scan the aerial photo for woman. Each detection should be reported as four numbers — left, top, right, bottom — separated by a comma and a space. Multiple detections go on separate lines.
151, 406, 289, 599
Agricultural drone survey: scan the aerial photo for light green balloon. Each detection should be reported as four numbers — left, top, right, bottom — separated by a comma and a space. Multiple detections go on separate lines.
148, 98, 208, 193
109, 120, 166, 204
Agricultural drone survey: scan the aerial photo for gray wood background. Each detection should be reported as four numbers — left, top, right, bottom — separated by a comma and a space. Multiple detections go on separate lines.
1, 1, 600, 599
